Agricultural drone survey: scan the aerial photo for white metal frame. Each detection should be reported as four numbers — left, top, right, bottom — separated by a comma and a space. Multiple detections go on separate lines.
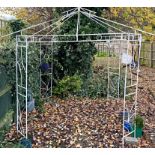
15, 7, 142, 147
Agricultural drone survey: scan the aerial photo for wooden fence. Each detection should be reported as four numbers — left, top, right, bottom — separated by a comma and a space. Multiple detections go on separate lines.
0, 19, 10, 46
140, 42, 155, 68
0, 19, 8, 35
96, 41, 155, 68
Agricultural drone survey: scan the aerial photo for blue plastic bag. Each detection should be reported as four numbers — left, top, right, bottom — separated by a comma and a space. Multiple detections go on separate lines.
124, 121, 132, 132
40, 63, 49, 72
20, 138, 32, 148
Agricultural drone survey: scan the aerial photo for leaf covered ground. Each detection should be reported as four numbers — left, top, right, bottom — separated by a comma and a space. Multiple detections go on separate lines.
4, 66, 155, 148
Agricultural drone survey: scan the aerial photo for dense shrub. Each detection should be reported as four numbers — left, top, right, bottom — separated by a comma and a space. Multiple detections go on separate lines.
76, 67, 126, 99
35, 96, 44, 113
53, 75, 82, 97
134, 115, 144, 128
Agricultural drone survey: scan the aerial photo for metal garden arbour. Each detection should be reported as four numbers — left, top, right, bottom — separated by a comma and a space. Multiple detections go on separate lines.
16, 8, 142, 148
0, 7, 147, 147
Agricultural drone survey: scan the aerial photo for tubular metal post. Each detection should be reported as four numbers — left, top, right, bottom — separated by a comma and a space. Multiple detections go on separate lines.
134, 34, 142, 138
51, 43, 54, 97
25, 37, 28, 139
107, 41, 110, 99
118, 40, 121, 99
16, 36, 19, 132
130, 65, 133, 85
40, 43, 42, 97
76, 7, 80, 41
122, 33, 130, 148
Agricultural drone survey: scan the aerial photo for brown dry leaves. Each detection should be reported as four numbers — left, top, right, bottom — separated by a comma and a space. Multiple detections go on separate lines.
5, 93, 155, 148
5, 67, 155, 148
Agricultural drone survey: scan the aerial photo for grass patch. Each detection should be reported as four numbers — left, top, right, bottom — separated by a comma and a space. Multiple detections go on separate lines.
96, 51, 109, 57
0, 110, 13, 129
0, 110, 23, 148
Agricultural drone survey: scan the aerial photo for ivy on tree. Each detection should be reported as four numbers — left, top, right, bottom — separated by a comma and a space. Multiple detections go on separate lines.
9, 19, 25, 38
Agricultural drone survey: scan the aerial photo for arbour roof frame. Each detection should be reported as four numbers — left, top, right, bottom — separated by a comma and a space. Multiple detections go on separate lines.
16, 7, 142, 43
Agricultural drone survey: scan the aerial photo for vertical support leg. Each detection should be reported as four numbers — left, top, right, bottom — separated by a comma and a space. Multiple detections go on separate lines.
25, 37, 28, 139
118, 40, 121, 99
51, 43, 54, 97
122, 34, 130, 148
39, 43, 42, 97
133, 35, 142, 138
16, 36, 19, 132
107, 43, 110, 99
122, 59, 128, 148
